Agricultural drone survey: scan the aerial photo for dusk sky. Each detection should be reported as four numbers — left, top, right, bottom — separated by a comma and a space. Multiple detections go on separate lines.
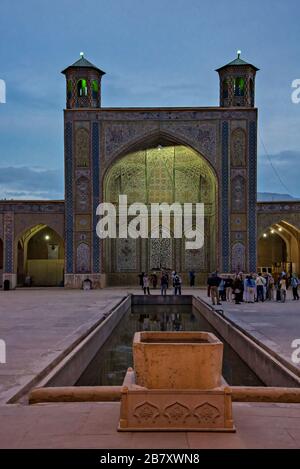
0, 0, 300, 199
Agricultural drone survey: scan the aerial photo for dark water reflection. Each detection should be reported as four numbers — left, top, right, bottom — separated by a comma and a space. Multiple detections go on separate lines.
76, 305, 264, 387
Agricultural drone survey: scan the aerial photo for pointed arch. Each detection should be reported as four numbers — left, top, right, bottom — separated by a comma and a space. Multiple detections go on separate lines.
258, 221, 300, 275
102, 129, 219, 187
102, 139, 218, 284
15, 225, 64, 286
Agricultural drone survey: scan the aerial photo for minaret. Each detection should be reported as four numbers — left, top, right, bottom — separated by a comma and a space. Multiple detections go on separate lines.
61, 52, 105, 109
216, 51, 259, 107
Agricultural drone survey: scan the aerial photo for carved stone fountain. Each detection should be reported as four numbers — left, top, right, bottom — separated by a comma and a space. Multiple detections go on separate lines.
119, 331, 235, 432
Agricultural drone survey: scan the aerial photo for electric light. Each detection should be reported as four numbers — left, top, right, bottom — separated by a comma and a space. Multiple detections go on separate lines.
45, 235, 50, 241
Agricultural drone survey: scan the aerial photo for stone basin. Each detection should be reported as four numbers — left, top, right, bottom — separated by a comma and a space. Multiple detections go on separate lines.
133, 331, 223, 390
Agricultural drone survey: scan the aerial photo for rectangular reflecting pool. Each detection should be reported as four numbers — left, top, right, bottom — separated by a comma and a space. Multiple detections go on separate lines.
76, 303, 264, 387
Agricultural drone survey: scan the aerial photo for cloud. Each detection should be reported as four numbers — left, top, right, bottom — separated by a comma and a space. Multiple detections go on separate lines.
258, 150, 300, 197
0, 110, 62, 134
259, 150, 300, 166
0, 166, 63, 200
0, 150, 299, 201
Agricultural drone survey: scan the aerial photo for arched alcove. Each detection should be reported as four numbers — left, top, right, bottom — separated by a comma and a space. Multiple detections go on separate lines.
258, 221, 300, 276
16, 226, 65, 286
103, 143, 217, 285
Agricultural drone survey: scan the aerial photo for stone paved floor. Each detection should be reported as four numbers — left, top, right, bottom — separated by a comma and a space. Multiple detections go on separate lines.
195, 288, 300, 372
0, 289, 125, 403
1, 287, 299, 402
0, 287, 299, 449
0, 401, 299, 449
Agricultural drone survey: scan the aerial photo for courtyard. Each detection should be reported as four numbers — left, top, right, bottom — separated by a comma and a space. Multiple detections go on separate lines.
1, 0, 300, 459
0, 288, 299, 449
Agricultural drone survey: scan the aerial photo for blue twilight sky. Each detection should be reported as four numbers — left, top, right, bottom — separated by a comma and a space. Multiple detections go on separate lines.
0, 0, 300, 199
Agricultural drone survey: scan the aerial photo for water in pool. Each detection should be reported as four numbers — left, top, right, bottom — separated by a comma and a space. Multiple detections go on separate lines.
76, 304, 264, 387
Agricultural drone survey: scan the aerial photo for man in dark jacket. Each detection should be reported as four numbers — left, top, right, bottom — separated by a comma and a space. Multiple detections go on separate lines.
207, 272, 222, 306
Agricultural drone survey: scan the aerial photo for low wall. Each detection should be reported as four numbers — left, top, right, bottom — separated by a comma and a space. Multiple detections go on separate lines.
132, 295, 193, 306
23, 293, 300, 404
29, 385, 300, 405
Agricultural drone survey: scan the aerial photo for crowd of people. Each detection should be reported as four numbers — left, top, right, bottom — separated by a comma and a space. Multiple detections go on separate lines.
207, 271, 300, 306
138, 271, 187, 296
137, 269, 300, 304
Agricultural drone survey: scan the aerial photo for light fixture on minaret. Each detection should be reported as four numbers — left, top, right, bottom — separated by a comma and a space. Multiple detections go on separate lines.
216, 51, 259, 107
61, 53, 106, 109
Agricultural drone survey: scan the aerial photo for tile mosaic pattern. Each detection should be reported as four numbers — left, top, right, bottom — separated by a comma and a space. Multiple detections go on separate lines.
4, 212, 14, 273
92, 122, 100, 273
65, 122, 74, 273
248, 121, 257, 272
221, 121, 230, 272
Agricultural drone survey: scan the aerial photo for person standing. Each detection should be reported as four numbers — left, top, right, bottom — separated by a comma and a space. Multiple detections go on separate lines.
245, 275, 255, 303
218, 277, 226, 301
279, 275, 287, 303
189, 270, 196, 287
262, 272, 269, 301
267, 275, 275, 301
143, 274, 151, 295
291, 273, 299, 300
243, 275, 248, 302
233, 274, 243, 304
276, 277, 282, 302
174, 274, 182, 296
171, 271, 176, 287
207, 273, 212, 298
256, 273, 265, 302
160, 273, 168, 296
225, 276, 233, 302
138, 272, 144, 290
151, 273, 158, 289
165, 272, 169, 289
208, 272, 222, 306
